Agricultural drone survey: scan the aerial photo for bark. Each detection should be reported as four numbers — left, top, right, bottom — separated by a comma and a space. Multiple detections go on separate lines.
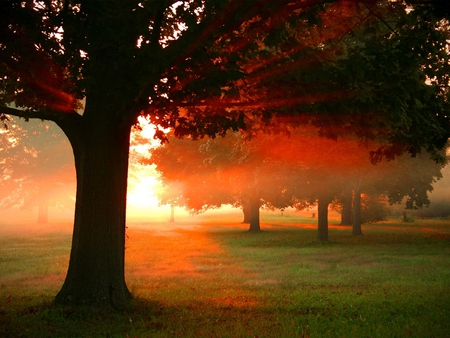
54, 109, 133, 308
317, 195, 331, 242
352, 184, 363, 236
340, 188, 352, 225
248, 198, 261, 232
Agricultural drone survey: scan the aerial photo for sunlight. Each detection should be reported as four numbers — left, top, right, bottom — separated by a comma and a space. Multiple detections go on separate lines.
127, 115, 167, 216
127, 172, 160, 209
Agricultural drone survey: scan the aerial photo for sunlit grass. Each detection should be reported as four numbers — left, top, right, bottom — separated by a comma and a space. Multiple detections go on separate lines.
0, 216, 449, 337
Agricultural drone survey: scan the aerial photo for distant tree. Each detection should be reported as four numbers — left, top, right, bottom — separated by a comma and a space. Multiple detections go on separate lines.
338, 189, 353, 225
414, 160, 450, 218
200, 131, 296, 231
1, 0, 449, 307
148, 135, 230, 213
376, 150, 447, 210
360, 194, 391, 223
0, 117, 75, 223
152, 125, 383, 240
149, 131, 294, 232
333, 147, 447, 232
265, 127, 377, 241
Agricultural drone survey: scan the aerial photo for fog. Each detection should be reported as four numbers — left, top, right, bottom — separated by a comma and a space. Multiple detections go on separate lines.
149, 128, 450, 224
1, 117, 449, 236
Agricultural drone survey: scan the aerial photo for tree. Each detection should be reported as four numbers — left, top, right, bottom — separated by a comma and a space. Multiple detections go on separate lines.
200, 131, 297, 231
1, 0, 449, 307
0, 0, 267, 307
153, 126, 381, 240
148, 134, 231, 214
376, 151, 447, 210
332, 146, 447, 233
149, 131, 293, 232
267, 127, 377, 241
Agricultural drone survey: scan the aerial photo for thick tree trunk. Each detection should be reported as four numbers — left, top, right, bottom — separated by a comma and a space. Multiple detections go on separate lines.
353, 184, 363, 236
55, 115, 132, 308
317, 196, 330, 242
340, 188, 352, 225
248, 198, 261, 232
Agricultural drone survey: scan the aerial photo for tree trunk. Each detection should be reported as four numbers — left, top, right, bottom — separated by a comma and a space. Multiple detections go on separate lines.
317, 195, 330, 242
169, 204, 175, 222
403, 211, 408, 222
55, 114, 132, 308
242, 203, 250, 223
340, 188, 352, 225
248, 198, 261, 232
353, 184, 363, 236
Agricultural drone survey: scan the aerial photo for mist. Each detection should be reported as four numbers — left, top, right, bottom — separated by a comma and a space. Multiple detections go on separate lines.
2, 115, 449, 238
149, 127, 450, 226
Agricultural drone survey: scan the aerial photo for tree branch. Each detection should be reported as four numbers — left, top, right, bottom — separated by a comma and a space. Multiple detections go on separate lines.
0, 105, 84, 145
0, 105, 76, 121
151, 1, 168, 47
363, 3, 399, 36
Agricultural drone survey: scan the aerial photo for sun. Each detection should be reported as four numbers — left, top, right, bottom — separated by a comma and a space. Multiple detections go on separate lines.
126, 116, 166, 214
127, 171, 160, 208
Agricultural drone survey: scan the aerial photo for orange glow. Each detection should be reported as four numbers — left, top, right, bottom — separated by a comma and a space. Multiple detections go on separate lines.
127, 174, 160, 208
127, 116, 166, 217
18, 49, 77, 113
254, 126, 380, 174
127, 227, 224, 278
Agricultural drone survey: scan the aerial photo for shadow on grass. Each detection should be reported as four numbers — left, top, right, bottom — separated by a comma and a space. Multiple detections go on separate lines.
1, 218, 450, 337
3, 291, 450, 338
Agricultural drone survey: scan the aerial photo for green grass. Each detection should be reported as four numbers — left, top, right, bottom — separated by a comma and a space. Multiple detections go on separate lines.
1, 217, 450, 337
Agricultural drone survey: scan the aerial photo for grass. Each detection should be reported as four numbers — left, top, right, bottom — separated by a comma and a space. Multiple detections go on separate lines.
0, 215, 449, 337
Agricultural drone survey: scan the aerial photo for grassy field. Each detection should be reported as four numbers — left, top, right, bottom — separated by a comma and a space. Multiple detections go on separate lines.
0, 213, 449, 337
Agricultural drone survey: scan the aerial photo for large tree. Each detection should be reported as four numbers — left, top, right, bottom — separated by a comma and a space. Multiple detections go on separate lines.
1, 0, 449, 308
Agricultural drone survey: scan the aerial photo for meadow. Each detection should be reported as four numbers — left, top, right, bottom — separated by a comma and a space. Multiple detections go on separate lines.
0, 212, 449, 337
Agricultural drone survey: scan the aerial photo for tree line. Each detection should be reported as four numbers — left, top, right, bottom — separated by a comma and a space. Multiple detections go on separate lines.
147, 127, 447, 241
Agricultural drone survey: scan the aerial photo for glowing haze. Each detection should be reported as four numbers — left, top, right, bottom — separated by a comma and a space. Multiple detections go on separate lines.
126, 116, 173, 220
